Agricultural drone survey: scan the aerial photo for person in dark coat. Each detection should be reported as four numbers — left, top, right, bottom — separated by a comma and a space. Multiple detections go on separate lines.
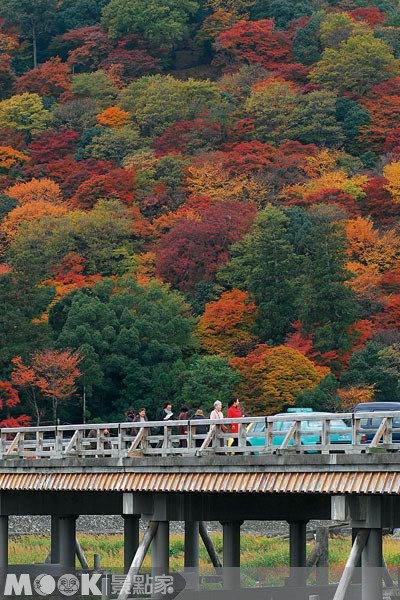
88, 428, 111, 451
125, 407, 136, 437
178, 406, 189, 448
192, 408, 208, 448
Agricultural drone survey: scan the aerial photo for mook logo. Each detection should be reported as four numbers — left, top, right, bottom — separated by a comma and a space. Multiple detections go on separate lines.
4, 573, 103, 596
3, 573, 180, 598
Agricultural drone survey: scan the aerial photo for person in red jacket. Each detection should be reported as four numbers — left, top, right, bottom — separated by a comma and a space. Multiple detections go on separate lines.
227, 398, 242, 447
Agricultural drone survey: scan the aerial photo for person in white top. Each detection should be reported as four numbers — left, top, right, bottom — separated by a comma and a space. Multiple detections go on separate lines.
210, 401, 226, 446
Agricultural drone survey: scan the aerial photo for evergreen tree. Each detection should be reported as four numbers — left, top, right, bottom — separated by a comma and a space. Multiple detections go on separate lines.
219, 207, 299, 343
295, 207, 359, 354
50, 278, 197, 420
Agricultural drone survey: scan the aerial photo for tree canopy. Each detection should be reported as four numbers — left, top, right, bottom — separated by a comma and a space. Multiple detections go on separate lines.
0, 0, 399, 422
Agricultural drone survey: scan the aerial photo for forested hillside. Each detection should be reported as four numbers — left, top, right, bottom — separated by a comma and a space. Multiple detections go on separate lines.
0, 0, 399, 425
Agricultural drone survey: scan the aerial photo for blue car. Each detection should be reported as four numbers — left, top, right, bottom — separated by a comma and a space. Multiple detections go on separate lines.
247, 409, 353, 450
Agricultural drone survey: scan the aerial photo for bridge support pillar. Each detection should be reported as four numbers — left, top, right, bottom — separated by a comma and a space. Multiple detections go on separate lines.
361, 528, 382, 600
288, 521, 308, 587
0, 516, 8, 570
59, 516, 77, 569
221, 521, 242, 590
184, 520, 199, 590
123, 515, 140, 574
51, 516, 60, 563
152, 521, 170, 575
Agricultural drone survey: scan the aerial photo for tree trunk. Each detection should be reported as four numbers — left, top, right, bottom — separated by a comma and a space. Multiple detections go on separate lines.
53, 398, 57, 425
32, 26, 37, 69
35, 402, 40, 427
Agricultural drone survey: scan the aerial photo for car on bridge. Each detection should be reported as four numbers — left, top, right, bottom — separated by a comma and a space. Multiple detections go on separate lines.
353, 402, 400, 443
246, 408, 353, 450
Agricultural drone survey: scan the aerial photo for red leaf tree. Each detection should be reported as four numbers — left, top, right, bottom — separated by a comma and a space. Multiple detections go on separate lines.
0, 381, 31, 428
155, 201, 257, 293
70, 168, 136, 209
15, 58, 72, 98
216, 19, 293, 70
29, 130, 80, 165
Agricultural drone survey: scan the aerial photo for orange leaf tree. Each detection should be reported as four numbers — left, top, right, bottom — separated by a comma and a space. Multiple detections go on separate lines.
0, 145, 29, 171
338, 383, 376, 411
11, 357, 45, 425
345, 216, 400, 300
12, 350, 82, 424
197, 289, 257, 356
6, 178, 63, 205
97, 106, 130, 128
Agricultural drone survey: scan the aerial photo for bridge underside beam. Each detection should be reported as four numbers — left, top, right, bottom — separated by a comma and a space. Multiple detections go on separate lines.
0, 491, 122, 516
124, 492, 332, 522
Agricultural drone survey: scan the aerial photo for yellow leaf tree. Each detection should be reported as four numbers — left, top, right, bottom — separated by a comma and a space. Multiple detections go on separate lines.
186, 161, 268, 205
231, 345, 329, 414
2, 201, 67, 239
383, 162, 400, 202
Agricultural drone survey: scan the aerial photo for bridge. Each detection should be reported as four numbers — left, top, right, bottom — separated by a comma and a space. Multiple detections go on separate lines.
1, 412, 400, 600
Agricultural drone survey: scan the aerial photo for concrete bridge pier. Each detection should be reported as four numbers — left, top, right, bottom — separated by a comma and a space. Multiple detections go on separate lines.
221, 521, 242, 590
361, 528, 382, 600
288, 521, 308, 587
59, 516, 77, 570
334, 495, 386, 600
0, 515, 8, 571
152, 521, 170, 576
123, 515, 140, 574
184, 520, 200, 590
51, 515, 60, 563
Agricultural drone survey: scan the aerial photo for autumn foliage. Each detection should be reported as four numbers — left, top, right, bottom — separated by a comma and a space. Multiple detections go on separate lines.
155, 201, 257, 292
0, 381, 31, 428
6, 178, 63, 205
216, 19, 292, 70
231, 345, 329, 414
11, 350, 81, 424
0, 0, 399, 422
97, 106, 130, 128
197, 289, 257, 356
15, 58, 72, 98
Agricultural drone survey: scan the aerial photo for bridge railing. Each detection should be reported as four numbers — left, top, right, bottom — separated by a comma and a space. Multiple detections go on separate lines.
1, 411, 400, 459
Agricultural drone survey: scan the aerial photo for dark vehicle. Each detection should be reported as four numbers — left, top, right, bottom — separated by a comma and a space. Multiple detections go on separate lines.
353, 402, 400, 443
